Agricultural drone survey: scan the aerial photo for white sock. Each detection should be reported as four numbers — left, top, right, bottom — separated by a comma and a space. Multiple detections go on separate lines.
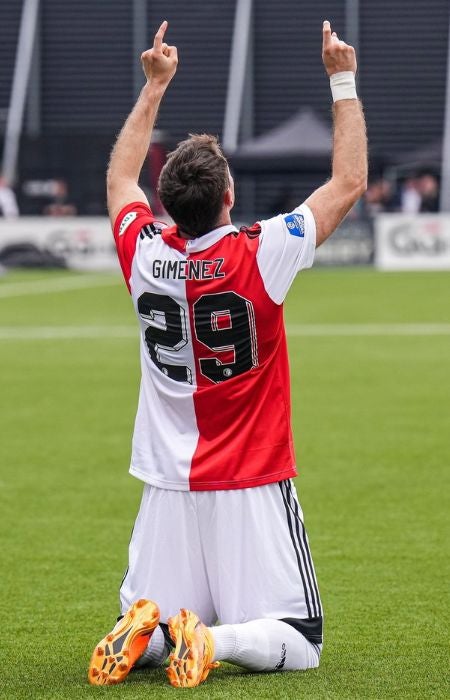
210, 619, 321, 672
134, 625, 170, 668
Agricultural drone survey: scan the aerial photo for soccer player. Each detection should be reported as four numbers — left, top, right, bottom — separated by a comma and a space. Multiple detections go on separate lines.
88, 19, 367, 688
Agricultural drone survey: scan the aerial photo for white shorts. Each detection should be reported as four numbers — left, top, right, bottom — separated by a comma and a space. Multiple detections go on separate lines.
120, 479, 323, 644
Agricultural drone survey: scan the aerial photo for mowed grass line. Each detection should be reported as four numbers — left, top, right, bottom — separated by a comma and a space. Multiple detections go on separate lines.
0, 269, 449, 699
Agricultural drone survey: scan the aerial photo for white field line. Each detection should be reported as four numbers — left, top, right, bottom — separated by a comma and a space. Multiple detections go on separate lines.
0, 274, 121, 298
0, 323, 449, 341
0, 326, 137, 340
287, 323, 450, 336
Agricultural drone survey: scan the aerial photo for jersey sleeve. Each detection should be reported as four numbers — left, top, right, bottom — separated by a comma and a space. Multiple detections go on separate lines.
113, 201, 156, 291
256, 203, 316, 304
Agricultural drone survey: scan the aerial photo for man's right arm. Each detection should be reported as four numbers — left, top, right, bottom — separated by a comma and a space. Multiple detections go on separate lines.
305, 21, 368, 246
107, 21, 177, 226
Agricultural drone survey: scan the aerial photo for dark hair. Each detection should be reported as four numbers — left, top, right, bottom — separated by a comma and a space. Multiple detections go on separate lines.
158, 134, 230, 236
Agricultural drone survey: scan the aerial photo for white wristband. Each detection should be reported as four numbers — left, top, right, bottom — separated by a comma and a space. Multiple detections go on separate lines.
330, 71, 357, 102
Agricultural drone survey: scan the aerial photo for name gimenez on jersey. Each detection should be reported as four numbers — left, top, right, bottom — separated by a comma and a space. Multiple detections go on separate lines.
152, 257, 225, 280
113, 200, 316, 490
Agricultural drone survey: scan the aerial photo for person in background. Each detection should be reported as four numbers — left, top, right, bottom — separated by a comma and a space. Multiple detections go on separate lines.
43, 179, 77, 216
361, 177, 393, 217
0, 174, 19, 217
418, 172, 439, 212
399, 175, 422, 214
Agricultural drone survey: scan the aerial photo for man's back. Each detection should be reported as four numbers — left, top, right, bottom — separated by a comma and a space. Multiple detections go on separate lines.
114, 200, 315, 490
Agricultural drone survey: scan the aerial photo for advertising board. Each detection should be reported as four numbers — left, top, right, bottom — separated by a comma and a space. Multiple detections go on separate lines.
2, 214, 450, 272
314, 220, 374, 266
375, 215, 450, 270
0, 218, 119, 271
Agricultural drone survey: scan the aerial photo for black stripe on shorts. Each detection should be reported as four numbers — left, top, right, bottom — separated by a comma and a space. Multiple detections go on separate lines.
281, 616, 323, 646
278, 480, 321, 619
286, 479, 322, 618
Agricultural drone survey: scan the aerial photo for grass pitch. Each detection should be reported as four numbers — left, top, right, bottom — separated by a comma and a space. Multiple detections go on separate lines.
1, 267, 449, 699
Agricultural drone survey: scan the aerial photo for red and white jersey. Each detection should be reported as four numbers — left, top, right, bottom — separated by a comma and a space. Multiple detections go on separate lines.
113, 201, 316, 491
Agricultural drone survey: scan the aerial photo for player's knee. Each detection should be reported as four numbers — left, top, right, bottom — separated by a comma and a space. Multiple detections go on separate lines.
308, 641, 322, 669
279, 617, 322, 670
289, 637, 321, 670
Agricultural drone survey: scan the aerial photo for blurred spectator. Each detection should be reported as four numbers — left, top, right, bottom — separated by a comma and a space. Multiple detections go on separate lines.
391, 172, 440, 214
361, 177, 393, 217
399, 176, 422, 213
418, 172, 439, 212
42, 179, 77, 216
0, 174, 19, 217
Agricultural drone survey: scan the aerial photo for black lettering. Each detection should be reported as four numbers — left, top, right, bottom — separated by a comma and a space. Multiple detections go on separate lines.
152, 260, 161, 278
214, 258, 225, 278
194, 292, 258, 383
167, 260, 178, 277
201, 261, 213, 279
137, 292, 191, 383
188, 260, 201, 279
139, 291, 258, 385
151, 258, 226, 280
178, 261, 187, 279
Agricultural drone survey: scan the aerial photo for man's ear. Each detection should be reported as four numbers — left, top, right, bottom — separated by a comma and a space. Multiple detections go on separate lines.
224, 187, 234, 209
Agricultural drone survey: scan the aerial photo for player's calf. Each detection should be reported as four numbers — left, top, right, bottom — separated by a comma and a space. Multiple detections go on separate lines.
210, 618, 321, 672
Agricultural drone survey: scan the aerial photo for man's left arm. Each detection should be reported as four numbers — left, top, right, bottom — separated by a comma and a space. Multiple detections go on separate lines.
107, 20, 178, 225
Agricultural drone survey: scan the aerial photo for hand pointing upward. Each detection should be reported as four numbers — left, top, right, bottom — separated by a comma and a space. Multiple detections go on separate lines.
141, 20, 178, 87
322, 20, 357, 76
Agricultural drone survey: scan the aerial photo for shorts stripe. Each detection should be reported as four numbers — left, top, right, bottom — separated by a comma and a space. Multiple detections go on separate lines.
284, 480, 319, 618
286, 480, 322, 618
278, 481, 312, 618
279, 480, 321, 619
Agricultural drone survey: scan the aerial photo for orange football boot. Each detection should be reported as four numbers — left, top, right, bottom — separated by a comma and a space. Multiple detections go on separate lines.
166, 608, 220, 688
88, 598, 160, 685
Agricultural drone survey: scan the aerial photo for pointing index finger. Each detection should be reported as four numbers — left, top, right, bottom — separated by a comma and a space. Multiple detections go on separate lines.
323, 19, 332, 48
154, 20, 168, 51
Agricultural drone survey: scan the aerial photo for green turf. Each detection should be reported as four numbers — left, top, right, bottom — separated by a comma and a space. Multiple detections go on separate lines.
1, 268, 449, 699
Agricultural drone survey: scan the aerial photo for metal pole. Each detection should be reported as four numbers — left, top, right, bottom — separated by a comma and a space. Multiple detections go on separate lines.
223, 0, 253, 151
240, 9, 254, 143
132, 0, 148, 100
2, 0, 40, 184
239, 16, 255, 216
26, 4, 41, 137
440, 18, 450, 211
345, 0, 360, 89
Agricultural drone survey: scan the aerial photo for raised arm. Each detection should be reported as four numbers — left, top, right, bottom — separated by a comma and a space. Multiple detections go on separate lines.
106, 21, 178, 224
305, 20, 367, 247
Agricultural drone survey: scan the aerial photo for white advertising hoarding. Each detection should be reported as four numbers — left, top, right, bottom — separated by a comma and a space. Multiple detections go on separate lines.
0, 217, 119, 271
314, 220, 374, 266
2, 214, 450, 272
376, 214, 450, 270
